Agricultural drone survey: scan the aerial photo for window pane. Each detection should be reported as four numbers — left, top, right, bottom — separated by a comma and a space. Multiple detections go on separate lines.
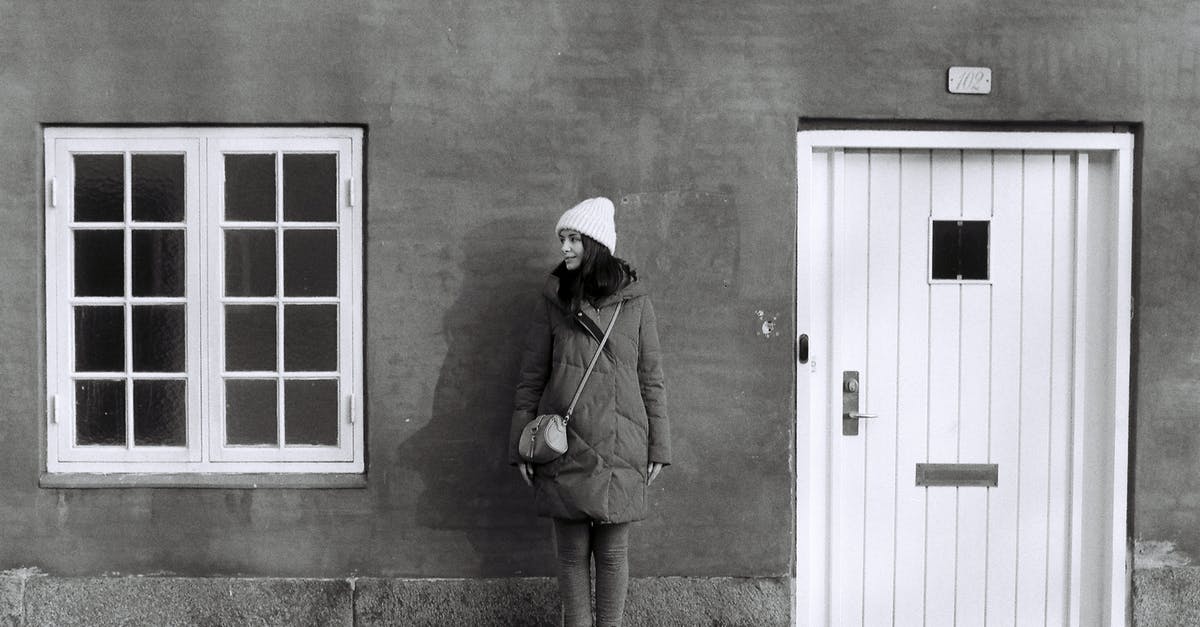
225, 229, 276, 296
959, 221, 990, 280
226, 379, 277, 445
283, 154, 337, 222
132, 229, 185, 297
73, 306, 124, 369
74, 230, 124, 297
74, 306, 124, 372
284, 305, 337, 372
283, 229, 337, 296
225, 305, 277, 372
133, 379, 186, 446
74, 154, 124, 222
76, 379, 125, 445
132, 305, 185, 372
225, 154, 276, 222
132, 154, 185, 222
285, 379, 338, 445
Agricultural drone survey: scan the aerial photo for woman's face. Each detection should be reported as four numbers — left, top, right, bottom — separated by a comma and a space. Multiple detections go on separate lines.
559, 229, 585, 270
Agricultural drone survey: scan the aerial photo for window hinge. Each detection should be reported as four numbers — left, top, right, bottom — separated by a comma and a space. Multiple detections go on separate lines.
347, 394, 355, 424
49, 394, 60, 424
346, 178, 354, 208
48, 178, 57, 208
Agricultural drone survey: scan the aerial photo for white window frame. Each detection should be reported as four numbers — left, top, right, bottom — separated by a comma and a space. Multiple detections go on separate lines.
45, 127, 364, 474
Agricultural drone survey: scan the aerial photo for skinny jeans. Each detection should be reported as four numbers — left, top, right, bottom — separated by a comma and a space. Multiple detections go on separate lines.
552, 518, 631, 627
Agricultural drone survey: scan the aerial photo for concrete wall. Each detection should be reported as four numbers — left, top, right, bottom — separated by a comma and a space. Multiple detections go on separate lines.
1, 0, 1200, 620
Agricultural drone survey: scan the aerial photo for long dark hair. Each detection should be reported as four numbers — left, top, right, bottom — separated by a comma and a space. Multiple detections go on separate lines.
556, 234, 636, 313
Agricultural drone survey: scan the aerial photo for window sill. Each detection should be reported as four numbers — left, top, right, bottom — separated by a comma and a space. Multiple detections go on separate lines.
39, 472, 367, 489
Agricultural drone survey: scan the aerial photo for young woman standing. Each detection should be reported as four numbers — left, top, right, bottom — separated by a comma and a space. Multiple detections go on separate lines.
509, 197, 672, 626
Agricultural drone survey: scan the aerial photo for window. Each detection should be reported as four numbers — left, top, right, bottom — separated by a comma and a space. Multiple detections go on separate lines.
929, 219, 990, 282
45, 128, 364, 474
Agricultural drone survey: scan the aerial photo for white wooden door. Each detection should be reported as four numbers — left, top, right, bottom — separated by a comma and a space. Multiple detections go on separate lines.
830, 148, 1079, 626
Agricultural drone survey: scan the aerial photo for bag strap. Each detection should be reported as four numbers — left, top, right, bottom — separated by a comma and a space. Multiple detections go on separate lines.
564, 300, 623, 423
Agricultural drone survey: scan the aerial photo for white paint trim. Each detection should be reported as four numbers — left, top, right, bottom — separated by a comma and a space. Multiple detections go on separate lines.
793, 140, 810, 627
41, 460, 364, 474
794, 145, 837, 627
801, 130, 1130, 151
44, 127, 365, 475
43, 127, 358, 141
796, 130, 1134, 627
1110, 137, 1134, 626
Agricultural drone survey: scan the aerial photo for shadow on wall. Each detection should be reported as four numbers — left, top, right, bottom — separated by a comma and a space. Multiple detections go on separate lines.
396, 216, 557, 577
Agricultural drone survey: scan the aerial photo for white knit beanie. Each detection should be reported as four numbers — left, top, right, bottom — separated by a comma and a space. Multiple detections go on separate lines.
555, 197, 617, 254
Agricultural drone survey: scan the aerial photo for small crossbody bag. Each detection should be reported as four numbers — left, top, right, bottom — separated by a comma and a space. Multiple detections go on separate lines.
518, 301, 623, 464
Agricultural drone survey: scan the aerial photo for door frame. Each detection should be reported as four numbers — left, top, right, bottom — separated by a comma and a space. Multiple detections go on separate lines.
794, 130, 1135, 626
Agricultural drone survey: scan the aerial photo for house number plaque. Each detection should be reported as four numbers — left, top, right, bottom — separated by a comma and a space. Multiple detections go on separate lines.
947, 67, 992, 94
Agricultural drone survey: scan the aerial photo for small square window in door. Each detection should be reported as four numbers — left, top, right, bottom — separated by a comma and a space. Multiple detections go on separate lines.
931, 220, 989, 281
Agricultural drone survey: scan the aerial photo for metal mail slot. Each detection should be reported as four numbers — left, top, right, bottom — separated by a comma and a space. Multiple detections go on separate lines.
915, 463, 998, 487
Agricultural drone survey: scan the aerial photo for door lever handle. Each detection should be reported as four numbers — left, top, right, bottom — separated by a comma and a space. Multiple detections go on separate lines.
843, 371, 877, 435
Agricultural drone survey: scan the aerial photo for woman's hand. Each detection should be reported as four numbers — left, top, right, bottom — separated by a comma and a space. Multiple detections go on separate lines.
647, 462, 663, 485
519, 462, 535, 486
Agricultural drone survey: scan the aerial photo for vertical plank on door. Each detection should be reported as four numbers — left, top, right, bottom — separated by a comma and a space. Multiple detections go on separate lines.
1044, 152, 1076, 624
1068, 152, 1091, 627
955, 150, 993, 625
863, 150, 901, 626
1016, 152, 1055, 625
893, 149, 932, 627
925, 149, 963, 625
986, 150, 1024, 626
833, 150, 870, 626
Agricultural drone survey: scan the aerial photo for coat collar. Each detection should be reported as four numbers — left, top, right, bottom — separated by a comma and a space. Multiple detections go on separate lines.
542, 265, 647, 313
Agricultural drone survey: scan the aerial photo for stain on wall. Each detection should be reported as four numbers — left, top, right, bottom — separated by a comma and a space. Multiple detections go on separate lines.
0, 0, 1193, 589
1136, 539, 1194, 569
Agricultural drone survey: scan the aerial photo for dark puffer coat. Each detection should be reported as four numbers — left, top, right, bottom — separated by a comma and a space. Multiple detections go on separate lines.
509, 271, 671, 523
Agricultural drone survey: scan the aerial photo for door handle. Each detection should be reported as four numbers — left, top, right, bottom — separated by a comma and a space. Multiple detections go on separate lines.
842, 371, 875, 435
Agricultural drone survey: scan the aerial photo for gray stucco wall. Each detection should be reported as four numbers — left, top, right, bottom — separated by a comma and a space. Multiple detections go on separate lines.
0, 0, 1198, 616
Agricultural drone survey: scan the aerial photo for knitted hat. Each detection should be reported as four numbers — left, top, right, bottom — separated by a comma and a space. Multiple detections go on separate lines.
556, 197, 617, 254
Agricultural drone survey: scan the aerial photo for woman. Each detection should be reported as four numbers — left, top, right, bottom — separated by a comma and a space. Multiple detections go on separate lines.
509, 197, 672, 627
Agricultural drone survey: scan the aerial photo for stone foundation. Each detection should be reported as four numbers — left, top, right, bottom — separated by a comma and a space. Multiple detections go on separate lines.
0, 572, 790, 626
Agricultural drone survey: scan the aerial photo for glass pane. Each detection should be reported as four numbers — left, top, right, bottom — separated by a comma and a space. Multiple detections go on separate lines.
226, 379, 277, 445
284, 379, 338, 445
133, 379, 186, 446
132, 305, 185, 372
132, 229, 185, 297
283, 229, 337, 296
284, 305, 337, 372
283, 154, 337, 222
959, 221, 990, 280
225, 229, 276, 296
74, 154, 124, 222
74, 306, 124, 372
132, 154, 185, 222
225, 154, 276, 222
225, 305, 277, 372
76, 379, 125, 445
931, 220, 990, 281
74, 230, 124, 297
